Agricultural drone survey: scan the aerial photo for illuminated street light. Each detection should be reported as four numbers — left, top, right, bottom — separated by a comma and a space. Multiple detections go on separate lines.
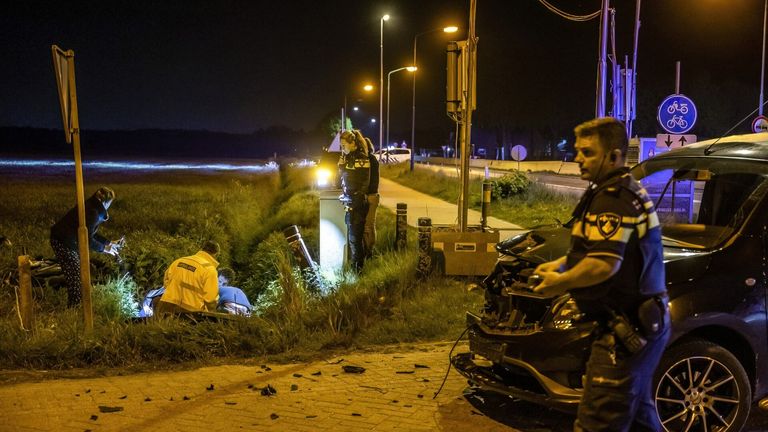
387, 66, 417, 153
342, 83, 375, 131
379, 14, 390, 154
410, 25, 459, 171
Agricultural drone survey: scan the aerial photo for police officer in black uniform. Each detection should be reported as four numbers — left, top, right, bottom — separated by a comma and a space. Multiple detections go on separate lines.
363, 136, 380, 260
338, 130, 371, 271
533, 118, 670, 432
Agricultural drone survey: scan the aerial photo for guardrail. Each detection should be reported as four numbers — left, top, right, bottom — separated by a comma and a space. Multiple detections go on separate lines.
416, 157, 581, 175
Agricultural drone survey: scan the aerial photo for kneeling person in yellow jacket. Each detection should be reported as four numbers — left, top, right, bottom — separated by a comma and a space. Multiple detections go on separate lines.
156, 240, 220, 315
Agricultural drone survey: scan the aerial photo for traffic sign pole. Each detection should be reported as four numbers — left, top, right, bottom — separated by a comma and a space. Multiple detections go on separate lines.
658, 93, 697, 135
752, 115, 768, 133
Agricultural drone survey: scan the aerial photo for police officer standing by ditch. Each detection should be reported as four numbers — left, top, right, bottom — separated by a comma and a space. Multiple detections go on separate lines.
338, 129, 370, 271
533, 117, 670, 432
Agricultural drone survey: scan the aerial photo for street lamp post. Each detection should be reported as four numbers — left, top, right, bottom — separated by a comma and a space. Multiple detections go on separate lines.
410, 26, 458, 171
379, 14, 390, 155
760, 0, 767, 115
342, 83, 374, 132
386, 66, 417, 153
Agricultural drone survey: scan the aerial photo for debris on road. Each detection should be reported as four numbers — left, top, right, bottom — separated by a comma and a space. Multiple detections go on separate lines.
98, 406, 123, 413
342, 365, 366, 374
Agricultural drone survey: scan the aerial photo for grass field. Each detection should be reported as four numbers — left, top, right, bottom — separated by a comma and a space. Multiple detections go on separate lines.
0, 161, 482, 371
380, 163, 579, 228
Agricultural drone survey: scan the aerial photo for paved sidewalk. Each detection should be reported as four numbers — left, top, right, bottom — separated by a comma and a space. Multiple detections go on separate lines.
378, 178, 523, 240
0, 342, 541, 432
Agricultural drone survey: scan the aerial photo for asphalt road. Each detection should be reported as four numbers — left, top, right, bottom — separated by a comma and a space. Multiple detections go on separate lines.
461, 389, 768, 432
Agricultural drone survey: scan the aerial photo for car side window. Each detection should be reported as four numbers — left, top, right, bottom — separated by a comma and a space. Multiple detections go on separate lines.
638, 161, 768, 250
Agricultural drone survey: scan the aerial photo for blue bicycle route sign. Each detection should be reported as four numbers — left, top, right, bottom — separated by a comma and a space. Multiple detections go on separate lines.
658, 94, 697, 134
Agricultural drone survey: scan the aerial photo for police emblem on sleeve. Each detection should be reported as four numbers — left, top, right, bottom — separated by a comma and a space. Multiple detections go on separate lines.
596, 213, 621, 238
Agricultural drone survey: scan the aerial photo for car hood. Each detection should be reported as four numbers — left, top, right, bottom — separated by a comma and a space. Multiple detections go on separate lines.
497, 226, 712, 284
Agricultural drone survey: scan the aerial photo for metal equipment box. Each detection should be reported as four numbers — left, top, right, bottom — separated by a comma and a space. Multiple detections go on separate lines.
431, 227, 499, 276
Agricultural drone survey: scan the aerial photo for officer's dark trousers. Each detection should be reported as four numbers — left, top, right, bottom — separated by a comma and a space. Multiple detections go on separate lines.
575, 319, 671, 432
50, 238, 82, 307
345, 200, 368, 271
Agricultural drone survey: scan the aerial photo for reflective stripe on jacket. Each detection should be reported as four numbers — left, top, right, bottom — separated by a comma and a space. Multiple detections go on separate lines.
160, 251, 219, 312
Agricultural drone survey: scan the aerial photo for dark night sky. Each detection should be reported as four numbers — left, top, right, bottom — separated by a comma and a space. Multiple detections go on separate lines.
1, 0, 765, 138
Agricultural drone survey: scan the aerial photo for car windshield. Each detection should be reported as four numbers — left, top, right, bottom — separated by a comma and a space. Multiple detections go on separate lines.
631, 156, 768, 250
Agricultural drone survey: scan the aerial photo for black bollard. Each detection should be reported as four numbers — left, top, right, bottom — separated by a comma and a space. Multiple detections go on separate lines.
395, 203, 407, 250
417, 217, 432, 278
481, 181, 492, 231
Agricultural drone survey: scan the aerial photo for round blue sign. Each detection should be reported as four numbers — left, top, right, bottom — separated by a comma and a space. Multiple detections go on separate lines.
658, 94, 697, 134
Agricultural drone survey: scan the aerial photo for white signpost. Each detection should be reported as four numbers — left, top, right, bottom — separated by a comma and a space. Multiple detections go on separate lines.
752, 115, 768, 133
510, 144, 527, 171
649, 134, 697, 224
655, 134, 696, 151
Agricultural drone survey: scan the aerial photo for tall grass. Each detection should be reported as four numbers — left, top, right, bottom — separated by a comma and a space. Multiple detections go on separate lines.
0, 163, 479, 370
380, 163, 579, 227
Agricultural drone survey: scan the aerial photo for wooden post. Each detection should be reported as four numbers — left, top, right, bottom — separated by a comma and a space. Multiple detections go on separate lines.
52, 46, 93, 331
395, 203, 407, 250
417, 217, 432, 277
17, 255, 33, 330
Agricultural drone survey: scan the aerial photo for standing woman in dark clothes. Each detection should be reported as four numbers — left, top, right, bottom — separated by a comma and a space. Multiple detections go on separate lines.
338, 130, 370, 271
362, 135, 380, 259
50, 187, 121, 307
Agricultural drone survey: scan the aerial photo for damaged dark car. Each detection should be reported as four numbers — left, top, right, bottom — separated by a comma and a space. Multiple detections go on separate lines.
452, 133, 768, 432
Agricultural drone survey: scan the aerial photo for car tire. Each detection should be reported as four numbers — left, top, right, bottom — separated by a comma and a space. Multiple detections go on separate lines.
653, 340, 751, 432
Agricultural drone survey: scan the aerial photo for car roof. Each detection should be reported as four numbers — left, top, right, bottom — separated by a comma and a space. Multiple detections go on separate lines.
653, 132, 768, 161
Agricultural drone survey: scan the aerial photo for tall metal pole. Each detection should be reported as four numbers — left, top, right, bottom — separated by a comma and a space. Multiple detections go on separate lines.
410, 27, 457, 171
761, 0, 767, 115
387, 71, 393, 150
410, 35, 419, 171
460, 0, 477, 232
379, 16, 388, 155
387, 67, 409, 153
628, 0, 642, 138
595, 0, 610, 117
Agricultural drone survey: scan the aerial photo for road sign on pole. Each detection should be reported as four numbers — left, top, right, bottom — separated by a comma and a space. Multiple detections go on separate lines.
655, 134, 696, 151
658, 94, 697, 134
752, 115, 768, 133
52, 45, 94, 333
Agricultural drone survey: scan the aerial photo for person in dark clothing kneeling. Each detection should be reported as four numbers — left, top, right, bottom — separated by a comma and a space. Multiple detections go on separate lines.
50, 186, 122, 307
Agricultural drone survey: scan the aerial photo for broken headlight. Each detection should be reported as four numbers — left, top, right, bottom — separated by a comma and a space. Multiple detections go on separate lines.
550, 296, 584, 330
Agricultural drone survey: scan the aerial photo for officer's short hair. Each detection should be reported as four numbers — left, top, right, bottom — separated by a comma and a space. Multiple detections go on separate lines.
201, 240, 220, 256
94, 187, 115, 205
574, 117, 628, 156
218, 267, 235, 284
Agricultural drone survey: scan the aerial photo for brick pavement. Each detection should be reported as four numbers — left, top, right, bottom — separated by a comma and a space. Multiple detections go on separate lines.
0, 342, 538, 432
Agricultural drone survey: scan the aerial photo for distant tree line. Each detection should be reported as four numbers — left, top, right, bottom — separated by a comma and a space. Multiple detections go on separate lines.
0, 126, 329, 159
